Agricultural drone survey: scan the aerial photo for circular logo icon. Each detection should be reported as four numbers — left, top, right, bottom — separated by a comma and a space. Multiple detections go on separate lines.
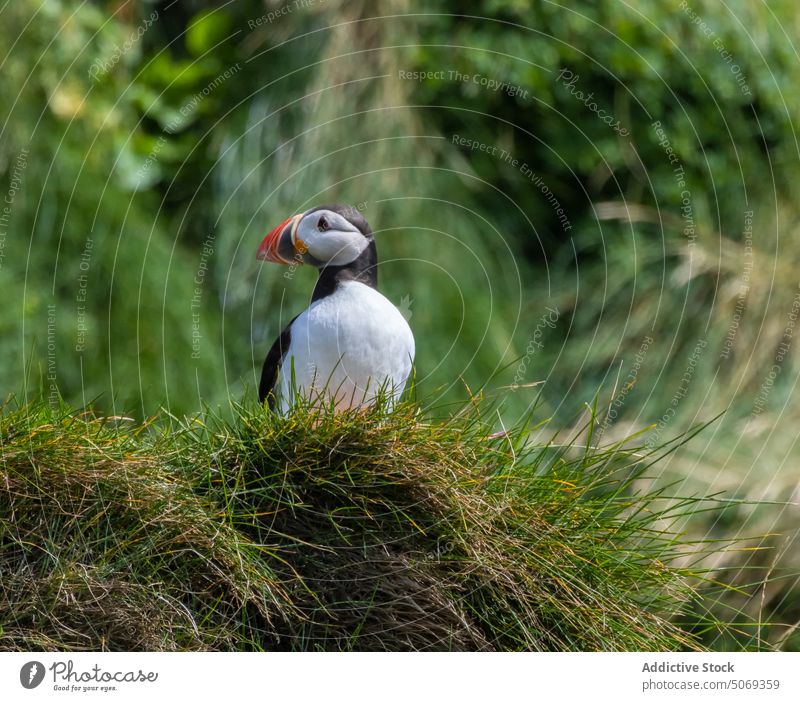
20, 661, 45, 689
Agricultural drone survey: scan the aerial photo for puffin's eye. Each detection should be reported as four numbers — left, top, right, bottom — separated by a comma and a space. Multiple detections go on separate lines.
318, 216, 329, 231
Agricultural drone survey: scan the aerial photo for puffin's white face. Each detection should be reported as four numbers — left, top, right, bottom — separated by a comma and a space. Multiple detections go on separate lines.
295, 209, 370, 266
257, 207, 371, 267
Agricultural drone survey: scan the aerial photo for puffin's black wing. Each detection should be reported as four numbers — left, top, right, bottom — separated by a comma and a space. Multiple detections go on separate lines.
259, 315, 298, 408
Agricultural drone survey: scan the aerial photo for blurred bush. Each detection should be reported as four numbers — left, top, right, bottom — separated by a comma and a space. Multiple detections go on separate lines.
1, 0, 799, 648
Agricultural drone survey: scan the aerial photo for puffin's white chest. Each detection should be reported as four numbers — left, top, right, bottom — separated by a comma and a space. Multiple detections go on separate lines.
278, 281, 415, 412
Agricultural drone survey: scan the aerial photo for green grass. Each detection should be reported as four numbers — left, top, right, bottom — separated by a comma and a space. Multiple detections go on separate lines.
0, 395, 754, 651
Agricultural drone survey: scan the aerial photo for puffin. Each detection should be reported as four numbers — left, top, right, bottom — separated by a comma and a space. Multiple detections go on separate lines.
256, 204, 415, 413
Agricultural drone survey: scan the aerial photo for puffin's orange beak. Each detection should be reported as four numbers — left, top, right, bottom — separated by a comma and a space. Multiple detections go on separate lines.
257, 213, 305, 264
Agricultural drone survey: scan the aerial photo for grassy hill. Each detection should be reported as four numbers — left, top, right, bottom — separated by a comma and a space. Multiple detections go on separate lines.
0, 397, 733, 651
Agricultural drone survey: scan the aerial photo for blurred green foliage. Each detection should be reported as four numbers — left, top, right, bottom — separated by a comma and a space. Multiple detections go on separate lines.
3, 0, 797, 419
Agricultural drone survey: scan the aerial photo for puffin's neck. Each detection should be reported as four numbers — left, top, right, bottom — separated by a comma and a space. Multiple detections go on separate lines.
311, 240, 378, 302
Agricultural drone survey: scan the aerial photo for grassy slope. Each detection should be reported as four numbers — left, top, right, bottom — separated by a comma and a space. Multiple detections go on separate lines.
0, 397, 728, 651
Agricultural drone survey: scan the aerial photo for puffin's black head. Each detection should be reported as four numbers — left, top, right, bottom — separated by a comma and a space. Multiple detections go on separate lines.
257, 204, 373, 269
